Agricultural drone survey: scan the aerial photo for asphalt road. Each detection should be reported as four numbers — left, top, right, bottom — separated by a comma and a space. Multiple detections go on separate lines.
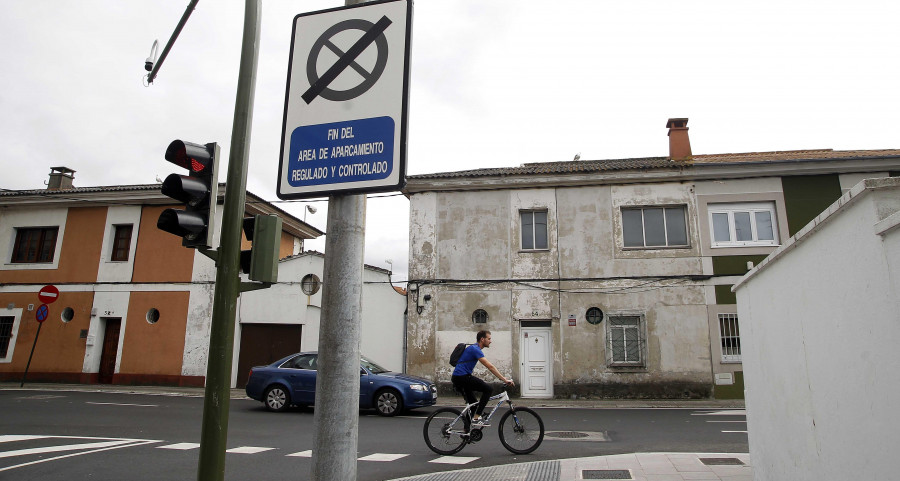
0, 389, 748, 480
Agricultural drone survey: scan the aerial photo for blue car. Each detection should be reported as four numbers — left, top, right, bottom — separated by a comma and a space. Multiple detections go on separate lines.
245, 352, 437, 416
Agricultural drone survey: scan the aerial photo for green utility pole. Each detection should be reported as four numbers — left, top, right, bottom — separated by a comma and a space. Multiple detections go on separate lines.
196, 1, 260, 480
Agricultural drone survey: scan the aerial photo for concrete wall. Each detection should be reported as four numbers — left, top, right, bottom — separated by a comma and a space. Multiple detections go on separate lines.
734, 178, 900, 481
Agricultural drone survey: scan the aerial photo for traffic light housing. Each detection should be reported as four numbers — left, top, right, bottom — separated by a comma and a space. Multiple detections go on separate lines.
157, 140, 220, 249
240, 214, 282, 284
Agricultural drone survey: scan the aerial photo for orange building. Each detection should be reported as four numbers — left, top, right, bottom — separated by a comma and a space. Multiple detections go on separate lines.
0, 167, 322, 386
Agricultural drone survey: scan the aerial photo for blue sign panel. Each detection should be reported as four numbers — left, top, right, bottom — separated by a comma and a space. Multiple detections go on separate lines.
287, 116, 394, 187
35, 304, 48, 323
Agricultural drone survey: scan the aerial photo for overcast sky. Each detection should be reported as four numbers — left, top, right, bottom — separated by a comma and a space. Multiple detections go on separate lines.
2, 0, 898, 284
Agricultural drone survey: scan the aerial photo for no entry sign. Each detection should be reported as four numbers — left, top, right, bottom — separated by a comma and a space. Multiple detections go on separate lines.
38, 285, 59, 304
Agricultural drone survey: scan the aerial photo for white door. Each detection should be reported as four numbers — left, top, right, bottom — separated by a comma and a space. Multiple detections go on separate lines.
520, 327, 552, 398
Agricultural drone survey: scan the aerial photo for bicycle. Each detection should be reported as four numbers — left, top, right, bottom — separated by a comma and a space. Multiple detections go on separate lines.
423, 387, 544, 455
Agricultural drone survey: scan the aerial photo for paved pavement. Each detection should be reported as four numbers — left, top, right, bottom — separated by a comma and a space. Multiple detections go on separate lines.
387, 453, 753, 481
2, 383, 751, 480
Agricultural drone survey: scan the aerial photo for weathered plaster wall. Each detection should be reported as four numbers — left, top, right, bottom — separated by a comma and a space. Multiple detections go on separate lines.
437, 190, 510, 279
407, 184, 715, 397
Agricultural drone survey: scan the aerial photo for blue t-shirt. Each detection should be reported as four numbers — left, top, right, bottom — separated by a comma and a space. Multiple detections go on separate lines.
452, 344, 484, 376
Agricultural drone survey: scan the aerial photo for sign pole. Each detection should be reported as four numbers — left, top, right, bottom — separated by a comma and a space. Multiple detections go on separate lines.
278, 2, 409, 478
309, 6, 369, 481
20, 322, 44, 387
196, 1, 260, 480
311, 193, 365, 481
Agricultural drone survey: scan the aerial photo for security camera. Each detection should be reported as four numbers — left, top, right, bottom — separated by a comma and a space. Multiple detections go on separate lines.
145, 40, 159, 73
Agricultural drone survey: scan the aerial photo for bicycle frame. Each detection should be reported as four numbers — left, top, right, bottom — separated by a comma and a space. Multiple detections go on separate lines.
450, 390, 513, 431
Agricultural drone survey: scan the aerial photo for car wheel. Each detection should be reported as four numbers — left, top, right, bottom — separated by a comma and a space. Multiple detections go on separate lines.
264, 385, 291, 412
374, 388, 403, 417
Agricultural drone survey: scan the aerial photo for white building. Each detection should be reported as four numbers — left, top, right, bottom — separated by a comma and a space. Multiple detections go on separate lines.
235, 251, 407, 387
733, 177, 900, 481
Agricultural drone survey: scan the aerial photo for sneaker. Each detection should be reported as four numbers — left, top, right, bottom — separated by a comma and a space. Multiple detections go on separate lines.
471, 418, 490, 427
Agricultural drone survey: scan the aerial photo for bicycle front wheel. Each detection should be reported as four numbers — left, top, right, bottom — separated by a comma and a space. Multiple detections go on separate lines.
498, 407, 544, 454
423, 407, 470, 455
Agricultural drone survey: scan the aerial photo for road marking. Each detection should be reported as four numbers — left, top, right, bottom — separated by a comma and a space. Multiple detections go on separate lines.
0, 437, 159, 473
158, 443, 201, 450
359, 453, 408, 462
429, 455, 479, 465
0, 440, 138, 458
287, 450, 313, 457
87, 402, 157, 407
0, 435, 46, 443
706, 420, 747, 423
226, 446, 275, 454
722, 430, 748, 434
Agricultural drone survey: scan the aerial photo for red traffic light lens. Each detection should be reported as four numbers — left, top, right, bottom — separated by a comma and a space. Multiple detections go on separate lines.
165, 140, 212, 173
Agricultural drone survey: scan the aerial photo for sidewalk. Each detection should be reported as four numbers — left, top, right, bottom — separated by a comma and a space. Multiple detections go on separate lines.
388, 453, 753, 481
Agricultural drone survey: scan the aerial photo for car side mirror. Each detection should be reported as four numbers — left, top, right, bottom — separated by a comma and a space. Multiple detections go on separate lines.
360, 368, 366, 376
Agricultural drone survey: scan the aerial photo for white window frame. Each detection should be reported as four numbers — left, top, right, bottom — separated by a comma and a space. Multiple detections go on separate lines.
520, 210, 549, 251
621, 205, 689, 249
708, 202, 779, 248
0, 308, 23, 363
718, 313, 742, 363
606, 314, 646, 367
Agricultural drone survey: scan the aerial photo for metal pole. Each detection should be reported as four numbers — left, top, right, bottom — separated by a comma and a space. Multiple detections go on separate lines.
196, 0, 260, 480
20, 322, 43, 387
147, 0, 201, 84
310, 3, 371, 478
310, 193, 366, 481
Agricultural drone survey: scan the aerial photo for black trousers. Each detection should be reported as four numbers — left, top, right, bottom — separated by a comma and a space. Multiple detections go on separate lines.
451, 374, 493, 416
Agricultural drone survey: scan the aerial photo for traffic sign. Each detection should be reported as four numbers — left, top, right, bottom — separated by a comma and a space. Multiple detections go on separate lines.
35, 304, 49, 323
278, 0, 412, 199
38, 285, 59, 304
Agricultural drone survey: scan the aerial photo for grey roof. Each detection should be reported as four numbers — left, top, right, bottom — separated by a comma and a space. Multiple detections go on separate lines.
407, 149, 900, 180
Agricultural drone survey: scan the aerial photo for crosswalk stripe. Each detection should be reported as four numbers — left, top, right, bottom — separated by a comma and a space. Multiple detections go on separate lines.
0, 436, 484, 467
0, 435, 47, 444
359, 453, 409, 462
0, 438, 159, 473
226, 446, 275, 454
158, 443, 201, 450
0, 440, 135, 459
429, 455, 480, 465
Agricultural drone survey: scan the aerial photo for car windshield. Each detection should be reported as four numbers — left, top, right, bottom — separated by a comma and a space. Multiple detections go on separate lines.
360, 357, 389, 374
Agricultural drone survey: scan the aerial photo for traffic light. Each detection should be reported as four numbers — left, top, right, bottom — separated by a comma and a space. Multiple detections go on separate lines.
157, 140, 220, 249
240, 214, 282, 284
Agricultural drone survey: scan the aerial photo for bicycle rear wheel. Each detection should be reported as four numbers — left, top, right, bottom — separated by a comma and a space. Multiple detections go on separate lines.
423, 407, 470, 455
498, 406, 544, 454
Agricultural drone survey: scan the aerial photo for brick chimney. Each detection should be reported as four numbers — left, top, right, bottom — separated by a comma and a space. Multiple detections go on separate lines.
47, 167, 76, 190
666, 118, 692, 161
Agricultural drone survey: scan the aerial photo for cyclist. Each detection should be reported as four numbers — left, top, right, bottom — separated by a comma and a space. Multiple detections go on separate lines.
450, 330, 514, 425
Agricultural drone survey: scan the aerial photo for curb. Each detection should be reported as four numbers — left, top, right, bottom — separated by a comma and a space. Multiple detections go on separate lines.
1, 383, 744, 409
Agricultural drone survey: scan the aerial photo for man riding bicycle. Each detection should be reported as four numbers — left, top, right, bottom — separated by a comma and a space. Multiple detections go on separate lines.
450, 330, 514, 425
